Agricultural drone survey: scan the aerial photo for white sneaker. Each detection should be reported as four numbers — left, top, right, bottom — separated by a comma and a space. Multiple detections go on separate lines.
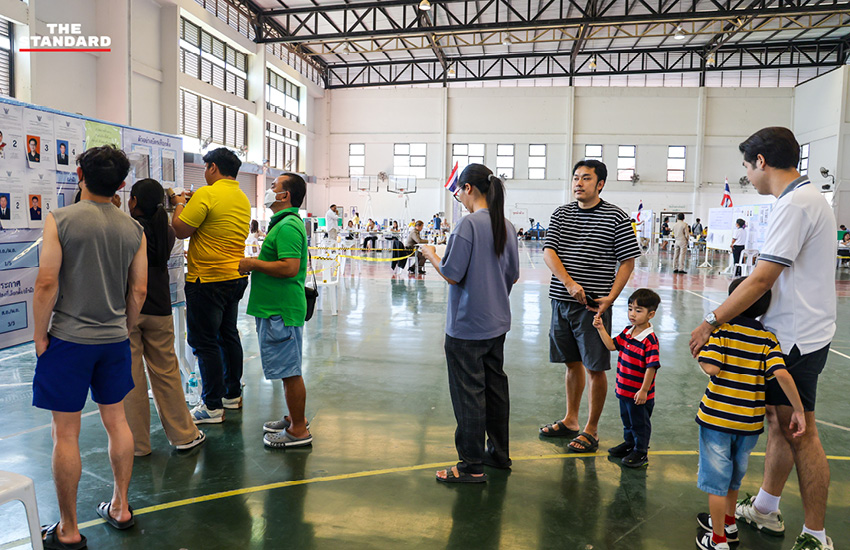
735, 494, 785, 536
696, 531, 730, 550
191, 404, 224, 424
222, 396, 243, 410
175, 430, 206, 450
791, 533, 834, 550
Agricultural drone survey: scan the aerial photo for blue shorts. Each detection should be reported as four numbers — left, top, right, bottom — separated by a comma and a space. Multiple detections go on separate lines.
32, 337, 133, 413
255, 316, 303, 380
697, 425, 760, 496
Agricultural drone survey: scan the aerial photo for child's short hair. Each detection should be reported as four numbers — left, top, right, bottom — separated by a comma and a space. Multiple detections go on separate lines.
729, 277, 771, 319
628, 288, 661, 312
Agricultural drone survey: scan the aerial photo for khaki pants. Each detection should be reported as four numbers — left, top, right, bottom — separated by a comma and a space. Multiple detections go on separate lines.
673, 242, 688, 271
125, 314, 199, 455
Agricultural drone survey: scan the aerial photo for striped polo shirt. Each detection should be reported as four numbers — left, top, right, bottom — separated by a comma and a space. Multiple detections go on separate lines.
696, 316, 786, 435
614, 325, 661, 400
543, 200, 642, 303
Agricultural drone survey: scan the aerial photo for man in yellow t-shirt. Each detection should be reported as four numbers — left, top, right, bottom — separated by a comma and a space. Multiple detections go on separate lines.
171, 147, 251, 424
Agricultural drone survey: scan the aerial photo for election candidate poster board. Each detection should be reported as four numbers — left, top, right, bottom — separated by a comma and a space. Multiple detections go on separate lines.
0, 97, 183, 350
706, 203, 774, 251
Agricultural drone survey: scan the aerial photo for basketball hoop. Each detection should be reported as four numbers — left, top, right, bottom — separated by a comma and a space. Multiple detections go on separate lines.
396, 188, 405, 198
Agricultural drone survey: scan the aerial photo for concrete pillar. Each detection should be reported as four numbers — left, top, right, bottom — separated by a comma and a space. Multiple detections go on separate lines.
160, 4, 180, 134
95, 0, 130, 124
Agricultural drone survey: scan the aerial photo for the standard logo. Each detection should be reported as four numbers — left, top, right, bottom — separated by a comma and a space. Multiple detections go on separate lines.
20, 24, 111, 52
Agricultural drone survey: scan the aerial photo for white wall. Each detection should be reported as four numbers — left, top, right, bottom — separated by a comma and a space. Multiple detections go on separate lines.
311, 85, 802, 227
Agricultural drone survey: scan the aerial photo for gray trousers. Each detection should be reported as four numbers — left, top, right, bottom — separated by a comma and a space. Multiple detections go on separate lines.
673, 242, 688, 271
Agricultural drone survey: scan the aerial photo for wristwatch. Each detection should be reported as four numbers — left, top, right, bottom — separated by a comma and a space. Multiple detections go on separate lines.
704, 311, 720, 327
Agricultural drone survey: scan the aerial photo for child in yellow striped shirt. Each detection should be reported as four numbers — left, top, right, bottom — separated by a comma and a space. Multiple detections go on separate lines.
694, 277, 806, 550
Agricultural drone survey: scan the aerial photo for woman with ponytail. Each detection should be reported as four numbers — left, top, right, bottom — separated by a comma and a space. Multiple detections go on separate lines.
124, 179, 205, 454
421, 164, 520, 483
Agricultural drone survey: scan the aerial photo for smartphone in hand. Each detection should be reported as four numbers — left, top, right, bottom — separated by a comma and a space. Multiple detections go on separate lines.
585, 293, 599, 308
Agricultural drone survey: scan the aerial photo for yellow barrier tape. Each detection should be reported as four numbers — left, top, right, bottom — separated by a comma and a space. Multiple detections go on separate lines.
309, 246, 414, 252
337, 252, 416, 262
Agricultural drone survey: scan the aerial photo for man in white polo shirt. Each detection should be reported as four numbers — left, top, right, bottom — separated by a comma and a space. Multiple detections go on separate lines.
689, 127, 836, 550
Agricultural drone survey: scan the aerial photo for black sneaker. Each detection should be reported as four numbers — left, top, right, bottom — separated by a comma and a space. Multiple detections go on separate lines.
696, 531, 730, 550
697, 512, 739, 545
608, 441, 633, 458
621, 449, 648, 468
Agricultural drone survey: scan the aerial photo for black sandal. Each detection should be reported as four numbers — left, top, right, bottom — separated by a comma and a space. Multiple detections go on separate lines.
539, 420, 580, 438
96, 501, 135, 530
435, 466, 488, 483
41, 523, 87, 550
568, 431, 600, 453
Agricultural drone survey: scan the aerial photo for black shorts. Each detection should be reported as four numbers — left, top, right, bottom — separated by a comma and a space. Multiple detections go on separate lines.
765, 343, 829, 412
549, 299, 612, 371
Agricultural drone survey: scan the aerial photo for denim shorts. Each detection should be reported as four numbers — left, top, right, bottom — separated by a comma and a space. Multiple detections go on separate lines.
549, 299, 612, 371
698, 425, 760, 496
32, 337, 133, 413
255, 316, 303, 380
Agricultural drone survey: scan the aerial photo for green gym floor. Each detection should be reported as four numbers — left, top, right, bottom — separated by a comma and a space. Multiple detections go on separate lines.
1, 242, 849, 550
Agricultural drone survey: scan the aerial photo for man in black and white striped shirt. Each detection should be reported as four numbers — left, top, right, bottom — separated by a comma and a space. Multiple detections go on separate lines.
539, 160, 642, 453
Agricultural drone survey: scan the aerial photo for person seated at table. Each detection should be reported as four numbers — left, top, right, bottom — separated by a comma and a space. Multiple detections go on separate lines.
839, 232, 850, 266
392, 221, 399, 232
345, 220, 356, 240
404, 220, 426, 275
517, 228, 524, 239
363, 219, 378, 249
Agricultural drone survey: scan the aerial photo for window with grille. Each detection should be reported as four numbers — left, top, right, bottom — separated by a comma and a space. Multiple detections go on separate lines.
618, 145, 636, 181
667, 146, 686, 182
393, 143, 426, 179
496, 144, 514, 179
451, 144, 484, 175
585, 144, 602, 162
180, 18, 247, 99
267, 69, 301, 123
799, 143, 809, 176
529, 144, 547, 180
266, 122, 300, 172
0, 20, 13, 97
349, 144, 365, 177
179, 89, 247, 149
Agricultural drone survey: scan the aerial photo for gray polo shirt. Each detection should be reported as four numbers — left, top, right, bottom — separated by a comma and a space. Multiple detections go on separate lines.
440, 209, 520, 340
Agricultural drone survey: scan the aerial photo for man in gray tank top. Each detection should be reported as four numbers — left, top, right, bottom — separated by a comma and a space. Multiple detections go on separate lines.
32, 145, 147, 549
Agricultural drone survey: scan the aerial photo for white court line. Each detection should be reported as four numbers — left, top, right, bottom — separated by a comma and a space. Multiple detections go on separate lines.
0, 349, 34, 363
0, 410, 100, 441
522, 244, 536, 269
684, 287, 850, 432
0, 383, 30, 388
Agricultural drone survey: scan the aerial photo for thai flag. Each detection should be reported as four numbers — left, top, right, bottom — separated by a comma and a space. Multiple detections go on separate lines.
636, 201, 644, 223
445, 162, 460, 196
721, 178, 733, 207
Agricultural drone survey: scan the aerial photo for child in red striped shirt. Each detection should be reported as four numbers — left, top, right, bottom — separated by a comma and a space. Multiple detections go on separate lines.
593, 288, 661, 468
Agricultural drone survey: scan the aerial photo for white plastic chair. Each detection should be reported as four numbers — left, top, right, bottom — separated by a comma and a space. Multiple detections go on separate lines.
735, 249, 759, 277
0, 471, 44, 550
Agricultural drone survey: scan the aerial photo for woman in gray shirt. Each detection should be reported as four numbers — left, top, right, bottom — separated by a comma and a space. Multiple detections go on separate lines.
422, 164, 520, 483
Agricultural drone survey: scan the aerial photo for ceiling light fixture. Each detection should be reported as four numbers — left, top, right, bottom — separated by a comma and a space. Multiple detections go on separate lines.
674, 25, 685, 40
502, 35, 512, 46
419, 0, 431, 11
447, 67, 456, 76
589, 55, 597, 71
342, 42, 351, 55
706, 53, 716, 67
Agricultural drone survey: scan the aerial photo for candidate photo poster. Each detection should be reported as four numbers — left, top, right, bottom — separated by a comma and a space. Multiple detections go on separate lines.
0, 168, 28, 229
0, 105, 26, 170
26, 171, 57, 229
54, 115, 85, 171
23, 109, 56, 171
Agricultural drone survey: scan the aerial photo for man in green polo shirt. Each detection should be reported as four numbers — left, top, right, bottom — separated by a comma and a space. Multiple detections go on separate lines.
239, 173, 311, 448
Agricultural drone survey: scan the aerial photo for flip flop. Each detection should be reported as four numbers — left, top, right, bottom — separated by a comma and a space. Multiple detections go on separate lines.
568, 431, 600, 453
539, 420, 580, 438
435, 467, 488, 484
41, 522, 87, 550
96, 502, 135, 530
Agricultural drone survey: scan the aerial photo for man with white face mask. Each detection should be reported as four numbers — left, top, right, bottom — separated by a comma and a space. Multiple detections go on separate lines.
239, 174, 312, 448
